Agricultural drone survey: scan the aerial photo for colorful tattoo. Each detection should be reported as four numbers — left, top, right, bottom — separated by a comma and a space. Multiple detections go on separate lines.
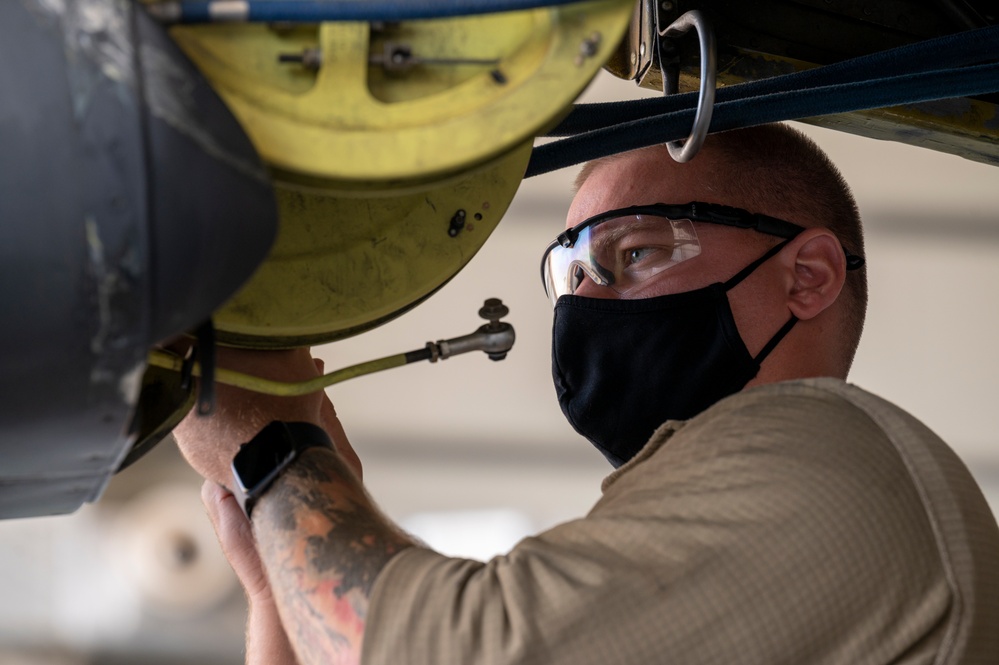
254, 448, 412, 665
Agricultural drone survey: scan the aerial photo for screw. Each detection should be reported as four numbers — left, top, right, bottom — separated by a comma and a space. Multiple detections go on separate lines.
448, 209, 467, 237
278, 47, 323, 70
575, 32, 602, 66
661, 1, 674, 10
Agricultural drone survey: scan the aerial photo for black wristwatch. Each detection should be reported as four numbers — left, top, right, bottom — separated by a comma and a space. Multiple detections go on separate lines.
231, 421, 333, 519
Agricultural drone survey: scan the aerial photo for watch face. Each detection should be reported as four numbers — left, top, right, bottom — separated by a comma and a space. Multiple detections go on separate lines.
232, 422, 296, 491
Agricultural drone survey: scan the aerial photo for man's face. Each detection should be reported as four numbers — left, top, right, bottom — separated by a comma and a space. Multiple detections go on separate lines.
564, 147, 790, 358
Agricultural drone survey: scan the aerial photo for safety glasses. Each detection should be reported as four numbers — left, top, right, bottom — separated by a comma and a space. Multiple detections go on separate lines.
540, 202, 814, 306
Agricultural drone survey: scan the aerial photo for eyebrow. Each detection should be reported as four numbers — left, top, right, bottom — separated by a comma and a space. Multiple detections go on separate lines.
587, 214, 672, 254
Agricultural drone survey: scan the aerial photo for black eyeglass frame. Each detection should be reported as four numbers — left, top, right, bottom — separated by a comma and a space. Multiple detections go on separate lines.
541, 201, 865, 298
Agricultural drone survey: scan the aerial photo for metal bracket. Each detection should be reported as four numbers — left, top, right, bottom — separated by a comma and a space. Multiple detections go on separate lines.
427, 298, 515, 362
656, 10, 717, 163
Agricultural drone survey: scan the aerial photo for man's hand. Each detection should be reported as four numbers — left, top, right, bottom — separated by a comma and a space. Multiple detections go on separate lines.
202, 480, 272, 603
174, 346, 407, 665
172, 348, 360, 488
203, 480, 299, 665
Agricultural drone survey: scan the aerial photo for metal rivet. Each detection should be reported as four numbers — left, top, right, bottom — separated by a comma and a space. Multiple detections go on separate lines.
576, 32, 602, 67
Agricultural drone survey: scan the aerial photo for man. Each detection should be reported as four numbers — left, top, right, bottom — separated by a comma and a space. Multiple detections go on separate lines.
175, 124, 999, 664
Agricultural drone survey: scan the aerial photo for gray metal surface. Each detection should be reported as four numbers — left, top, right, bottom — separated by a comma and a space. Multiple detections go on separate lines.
0, 0, 277, 518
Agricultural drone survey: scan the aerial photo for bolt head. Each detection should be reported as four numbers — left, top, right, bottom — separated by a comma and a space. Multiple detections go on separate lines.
478, 298, 509, 321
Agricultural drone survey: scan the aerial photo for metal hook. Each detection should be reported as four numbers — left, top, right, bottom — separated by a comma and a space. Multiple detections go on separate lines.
658, 10, 716, 163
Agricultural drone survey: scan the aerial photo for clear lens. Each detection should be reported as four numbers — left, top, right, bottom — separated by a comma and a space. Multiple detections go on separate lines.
543, 214, 700, 305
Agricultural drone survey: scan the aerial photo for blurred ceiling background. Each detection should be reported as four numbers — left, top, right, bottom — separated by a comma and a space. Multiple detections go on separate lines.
1, 71, 998, 664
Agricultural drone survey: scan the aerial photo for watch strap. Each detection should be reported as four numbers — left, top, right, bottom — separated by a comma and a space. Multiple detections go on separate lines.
231, 421, 333, 519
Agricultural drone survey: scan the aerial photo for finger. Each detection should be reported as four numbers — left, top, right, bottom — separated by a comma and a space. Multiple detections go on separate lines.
320, 391, 337, 419
201, 479, 226, 532
216, 347, 320, 381
201, 481, 254, 561
320, 395, 363, 481
314, 357, 325, 373
202, 481, 247, 545
201, 481, 273, 600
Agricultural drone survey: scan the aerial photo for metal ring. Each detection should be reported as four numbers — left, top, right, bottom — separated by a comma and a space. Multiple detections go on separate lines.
659, 10, 716, 163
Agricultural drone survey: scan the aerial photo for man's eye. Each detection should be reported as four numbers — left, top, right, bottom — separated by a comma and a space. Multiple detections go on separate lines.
624, 246, 661, 266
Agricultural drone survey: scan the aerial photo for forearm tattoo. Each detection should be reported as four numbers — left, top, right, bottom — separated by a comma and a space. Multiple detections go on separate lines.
254, 449, 413, 665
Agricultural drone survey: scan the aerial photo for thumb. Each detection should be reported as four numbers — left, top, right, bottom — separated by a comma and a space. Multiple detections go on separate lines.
201, 481, 272, 600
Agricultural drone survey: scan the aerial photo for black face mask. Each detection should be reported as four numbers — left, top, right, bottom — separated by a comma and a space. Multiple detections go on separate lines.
551, 241, 797, 467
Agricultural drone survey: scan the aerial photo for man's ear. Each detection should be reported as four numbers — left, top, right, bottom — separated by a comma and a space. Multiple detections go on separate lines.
783, 228, 846, 321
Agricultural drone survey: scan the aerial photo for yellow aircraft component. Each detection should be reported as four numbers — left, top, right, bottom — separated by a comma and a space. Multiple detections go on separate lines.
215, 142, 532, 348
166, 2, 635, 348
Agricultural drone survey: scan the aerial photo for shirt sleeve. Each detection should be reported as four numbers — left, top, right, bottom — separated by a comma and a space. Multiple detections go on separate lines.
361, 385, 956, 665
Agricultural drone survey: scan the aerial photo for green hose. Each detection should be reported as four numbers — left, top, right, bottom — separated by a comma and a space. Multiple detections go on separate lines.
148, 349, 409, 397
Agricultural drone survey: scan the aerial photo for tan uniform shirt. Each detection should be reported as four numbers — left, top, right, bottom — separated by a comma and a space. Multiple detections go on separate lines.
363, 378, 999, 664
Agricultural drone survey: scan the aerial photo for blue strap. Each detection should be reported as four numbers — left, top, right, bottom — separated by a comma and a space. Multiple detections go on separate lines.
162, 0, 591, 22
527, 33, 999, 177
550, 24, 999, 136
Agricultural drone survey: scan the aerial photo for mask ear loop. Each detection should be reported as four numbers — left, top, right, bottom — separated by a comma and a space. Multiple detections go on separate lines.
721, 239, 799, 365
751, 315, 798, 364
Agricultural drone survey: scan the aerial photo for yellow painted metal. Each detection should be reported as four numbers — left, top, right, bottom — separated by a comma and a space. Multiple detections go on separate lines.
215, 141, 532, 347
169, 4, 633, 182
165, 1, 634, 347
797, 102, 999, 168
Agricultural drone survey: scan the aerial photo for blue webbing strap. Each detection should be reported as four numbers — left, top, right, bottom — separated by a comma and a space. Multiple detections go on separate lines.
549, 24, 999, 136
528, 25, 999, 177
164, 0, 591, 22
527, 62, 999, 177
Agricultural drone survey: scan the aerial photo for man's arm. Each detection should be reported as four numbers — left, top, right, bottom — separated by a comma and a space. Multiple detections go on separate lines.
245, 594, 298, 665
251, 446, 415, 665
173, 347, 414, 665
